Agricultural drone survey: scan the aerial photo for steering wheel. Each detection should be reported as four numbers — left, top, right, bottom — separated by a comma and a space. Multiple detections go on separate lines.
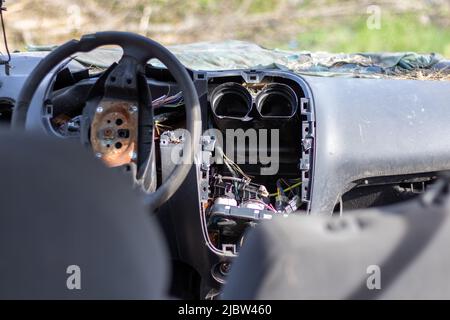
11, 31, 202, 210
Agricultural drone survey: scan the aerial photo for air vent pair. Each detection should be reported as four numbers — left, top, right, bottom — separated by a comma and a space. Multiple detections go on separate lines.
210, 82, 298, 121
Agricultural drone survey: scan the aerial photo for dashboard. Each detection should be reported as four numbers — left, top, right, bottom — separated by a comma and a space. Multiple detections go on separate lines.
2, 51, 450, 296
44, 64, 315, 286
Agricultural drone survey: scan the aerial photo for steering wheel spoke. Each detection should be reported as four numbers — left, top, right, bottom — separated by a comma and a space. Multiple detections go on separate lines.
103, 55, 143, 99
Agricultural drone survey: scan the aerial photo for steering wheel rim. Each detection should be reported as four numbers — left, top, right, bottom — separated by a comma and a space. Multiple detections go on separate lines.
11, 31, 202, 211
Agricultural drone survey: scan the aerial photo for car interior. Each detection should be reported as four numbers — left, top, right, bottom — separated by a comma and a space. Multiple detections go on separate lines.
1, 31, 450, 299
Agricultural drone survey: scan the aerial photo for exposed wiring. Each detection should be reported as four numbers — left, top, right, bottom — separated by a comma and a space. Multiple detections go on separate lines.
282, 181, 302, 193
270, 181, 302, 197
275, 179, 285, 197
154, 122, 173, 136
152, 91, 184, 108
216, 146, 252, 181
216, 148, 241, 198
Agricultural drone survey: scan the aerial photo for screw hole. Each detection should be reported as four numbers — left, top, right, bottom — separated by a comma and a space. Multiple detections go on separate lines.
115, 142, 122, 149
115, 118, 123, 126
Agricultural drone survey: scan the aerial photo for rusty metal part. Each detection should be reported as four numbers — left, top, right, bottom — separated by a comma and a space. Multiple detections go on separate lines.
90, 99, 138, 167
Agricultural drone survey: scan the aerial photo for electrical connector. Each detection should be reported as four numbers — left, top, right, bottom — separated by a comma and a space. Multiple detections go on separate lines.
275, 195, 289, 212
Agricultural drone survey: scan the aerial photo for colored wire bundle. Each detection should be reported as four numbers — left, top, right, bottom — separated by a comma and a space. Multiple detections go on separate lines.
152, 91, 184, 108
270, 178, 302, 197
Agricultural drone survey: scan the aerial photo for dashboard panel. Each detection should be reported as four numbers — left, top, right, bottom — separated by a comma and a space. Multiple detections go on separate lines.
2, 52, 450, 296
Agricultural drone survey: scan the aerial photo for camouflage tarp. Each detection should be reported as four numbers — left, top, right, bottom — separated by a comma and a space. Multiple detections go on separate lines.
28, 40, 450, 79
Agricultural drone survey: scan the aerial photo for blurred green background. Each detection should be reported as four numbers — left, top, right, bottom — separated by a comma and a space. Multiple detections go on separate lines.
2, 0, 449, 57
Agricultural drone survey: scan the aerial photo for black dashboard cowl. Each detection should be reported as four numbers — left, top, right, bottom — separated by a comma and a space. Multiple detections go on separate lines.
305, 75, 450, 214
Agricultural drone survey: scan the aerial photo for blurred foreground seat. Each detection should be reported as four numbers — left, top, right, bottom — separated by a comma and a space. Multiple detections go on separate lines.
223, 183, 450, 299
0, 132, 168, 299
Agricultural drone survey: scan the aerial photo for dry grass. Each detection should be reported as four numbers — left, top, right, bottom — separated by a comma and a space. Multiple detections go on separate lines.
392, 68, 450, 81
1, 0, 449, 51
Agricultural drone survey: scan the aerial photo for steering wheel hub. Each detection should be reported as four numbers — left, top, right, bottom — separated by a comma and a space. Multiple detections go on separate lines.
90, 99, 138, 167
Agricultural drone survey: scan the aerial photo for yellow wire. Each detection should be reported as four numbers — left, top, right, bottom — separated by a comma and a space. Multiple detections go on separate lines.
269, 181, 302, 197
